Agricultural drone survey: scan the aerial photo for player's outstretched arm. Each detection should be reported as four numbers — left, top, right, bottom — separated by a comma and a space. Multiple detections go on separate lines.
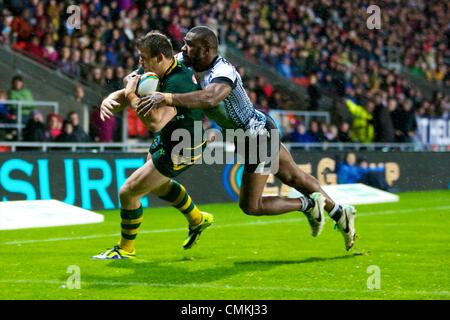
100, 89, 128, 121
172, 82, 232, 108
136, 83, 231, 118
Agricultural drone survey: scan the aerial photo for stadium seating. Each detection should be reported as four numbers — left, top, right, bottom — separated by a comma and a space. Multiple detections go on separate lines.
0, 0, 448, 144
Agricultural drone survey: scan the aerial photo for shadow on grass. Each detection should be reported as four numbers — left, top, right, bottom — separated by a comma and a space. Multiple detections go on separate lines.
80, 253, 361, 290
235, 253, 364, 266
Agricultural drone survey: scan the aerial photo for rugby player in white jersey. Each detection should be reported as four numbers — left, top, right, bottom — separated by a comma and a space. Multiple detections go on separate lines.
137, 26, 357, 250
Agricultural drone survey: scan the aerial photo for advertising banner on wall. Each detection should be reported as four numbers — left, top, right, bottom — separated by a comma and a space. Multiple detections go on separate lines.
416, 117, 450, 145
0, 151, 448, 210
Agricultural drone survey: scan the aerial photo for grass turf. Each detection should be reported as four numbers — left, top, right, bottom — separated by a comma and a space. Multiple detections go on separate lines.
0, 190, 449, 300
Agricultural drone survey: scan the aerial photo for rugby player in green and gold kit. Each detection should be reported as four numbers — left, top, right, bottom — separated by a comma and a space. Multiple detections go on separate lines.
93, 32, 213, 259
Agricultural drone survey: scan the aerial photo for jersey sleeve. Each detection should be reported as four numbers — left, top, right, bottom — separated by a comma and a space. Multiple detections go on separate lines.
210, 63, 236, 87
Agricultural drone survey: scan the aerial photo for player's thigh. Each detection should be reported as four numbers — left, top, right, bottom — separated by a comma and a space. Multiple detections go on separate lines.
239, 171, 270, 210
275, 144, 306, 185
121, 157, 170, 197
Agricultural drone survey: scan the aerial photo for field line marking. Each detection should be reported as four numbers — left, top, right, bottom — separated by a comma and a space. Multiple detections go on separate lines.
0, 279, 449, 297
357, 205, 450, 217
2, 205, 450, 246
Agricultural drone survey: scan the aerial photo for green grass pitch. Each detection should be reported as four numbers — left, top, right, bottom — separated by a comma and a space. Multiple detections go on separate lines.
0, 190, 449, 300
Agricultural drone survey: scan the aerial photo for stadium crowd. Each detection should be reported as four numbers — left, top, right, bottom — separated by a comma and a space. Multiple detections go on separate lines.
0, 0, 449, 144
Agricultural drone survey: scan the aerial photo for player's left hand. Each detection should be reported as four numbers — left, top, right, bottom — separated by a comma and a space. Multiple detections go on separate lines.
137, 93, 166, 118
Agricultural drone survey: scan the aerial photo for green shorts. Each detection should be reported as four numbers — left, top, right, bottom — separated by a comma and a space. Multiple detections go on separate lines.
149, 135, 206, 178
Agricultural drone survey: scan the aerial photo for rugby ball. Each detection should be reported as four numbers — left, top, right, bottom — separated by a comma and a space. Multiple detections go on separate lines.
136, 72, 159, 97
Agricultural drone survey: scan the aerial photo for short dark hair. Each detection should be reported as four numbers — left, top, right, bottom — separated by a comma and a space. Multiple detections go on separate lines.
137, 31, 173, 58
12, 75, 23, 83
189, 26, 219, 51
67, 111, 78, 118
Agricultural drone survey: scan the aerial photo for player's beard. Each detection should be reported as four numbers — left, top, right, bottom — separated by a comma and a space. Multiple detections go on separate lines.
183, 53, 203, 71
182, 53, 193, 67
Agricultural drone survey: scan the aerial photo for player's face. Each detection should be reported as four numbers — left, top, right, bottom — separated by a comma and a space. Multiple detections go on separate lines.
139, 49, 160, 74
181, 33, 204, 70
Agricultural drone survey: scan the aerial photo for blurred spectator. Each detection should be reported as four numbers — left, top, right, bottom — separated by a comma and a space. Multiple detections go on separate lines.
56, 121, 77, 143
337, 121, 352, 143
0, 90, 17, 141
290, 123, 316, 143
325, 124, 338, 143
0, 90, 14, 122
344, 99, 374, 143
307, 120, 323, 142
90, 67, 104, 86
57, 47, 72, 76
337, 153, 362, 184
276, 58, 293, 79
105, 44, 118, 66
394, 100, 417, 143
25, 35, 44, 59
307, 75, 321, 111
23, 110, 48, 142
104, 66, 121, 92
68, 49, 82, 78
73, 84, 85, 104
90, 106, 116, 142
8, 75, 34, 121
42, 34, 58, 63
80, 48, 94, 79
337, 153, 388, 189
358, 158, 390, 191
372, 99, 395, 142
10, 9, 32, 44
46, 113, 62, 140
67, 111, 90, 142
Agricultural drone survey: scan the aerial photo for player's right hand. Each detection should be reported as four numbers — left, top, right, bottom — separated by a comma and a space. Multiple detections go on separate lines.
124, 74, 140, 102
100, 95, 120, 121
123, 70, 139, 86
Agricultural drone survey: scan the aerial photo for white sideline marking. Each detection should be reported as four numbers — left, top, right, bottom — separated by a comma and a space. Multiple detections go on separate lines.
2, 205, 450, 246
0, 279, 448, 297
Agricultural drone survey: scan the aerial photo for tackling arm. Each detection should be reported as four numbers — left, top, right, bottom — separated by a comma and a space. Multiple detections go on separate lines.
171, 83, 232, 109
137, 83, 232, 118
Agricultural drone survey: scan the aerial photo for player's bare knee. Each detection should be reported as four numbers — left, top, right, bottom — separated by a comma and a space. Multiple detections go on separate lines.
119, 183, 135, 202
239, 201, 262, 216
